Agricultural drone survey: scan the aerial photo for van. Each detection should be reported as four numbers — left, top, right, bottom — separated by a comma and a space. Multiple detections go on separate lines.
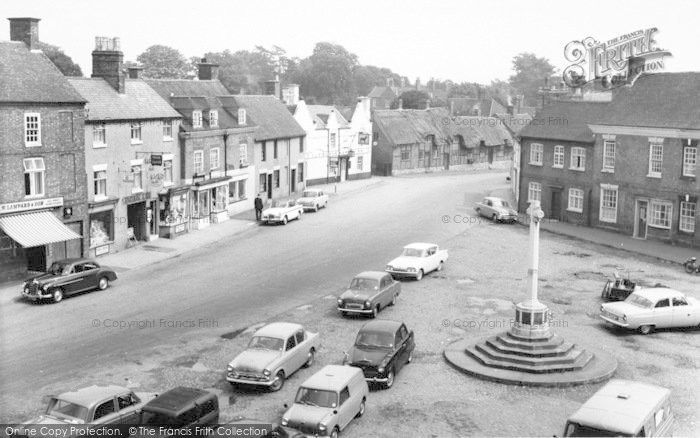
563, 379, 673, 437
139, 387, 219, 431
281, 365, 369, 438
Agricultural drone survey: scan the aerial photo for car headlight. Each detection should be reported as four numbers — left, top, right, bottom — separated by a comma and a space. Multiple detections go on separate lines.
600, 305, 604, 312
337, 298, 343, 306
318, 424, 327, 432
23, 286, 29, 293
622, 315, 627, 322
407, 267, 416, 272
281, 418, 288, 426
364, 300, 371, 308
227, 365, 234, 372
386, 265, 393, 271
378, 366, 385, 373
263, 369, 271, 376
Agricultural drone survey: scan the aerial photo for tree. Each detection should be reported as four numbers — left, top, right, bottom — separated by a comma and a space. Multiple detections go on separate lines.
291, 42, 359, 105
397, 90, 431, 109
508, 53, 558, 106
37, 42, 82, 76
352, 65, 402, 96
137, 45, 194, 79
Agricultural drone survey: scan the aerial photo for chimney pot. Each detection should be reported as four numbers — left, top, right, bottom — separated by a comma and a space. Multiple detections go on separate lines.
128, 66, 144, 79
8, 17, 41, 50
197, 60, 220, 80
92, 36, 126, 93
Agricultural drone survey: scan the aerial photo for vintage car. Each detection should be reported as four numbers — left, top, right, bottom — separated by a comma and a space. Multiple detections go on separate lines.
386, 242, 448, 280
138, 386, 218, 430
225, 418, 305, 438
282, 365, 369, 438
600, 288, 700, 334
474, 196, 518, 223
22, 258, 118, 303
343, 320, 415, 389
337, 271, 400, 318
23, 384, 156, 425
601, 271, 640, 301
227, 322, 321, 391
262, 200, 303, 225
296, 190, 329, 212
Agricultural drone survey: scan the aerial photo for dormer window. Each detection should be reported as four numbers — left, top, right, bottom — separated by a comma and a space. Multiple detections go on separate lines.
238, 109, 246, 125
209, 110, 218, 128
192, 111, 203, 128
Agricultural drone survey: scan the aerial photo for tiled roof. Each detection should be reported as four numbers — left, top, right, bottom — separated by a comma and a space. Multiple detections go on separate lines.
494, 113, 534, 135
600, 72, 700, 130
144, 79, 230, 101
519, 100, 607, 143
306, 105, 350, 129
67, 78, 181, 121
0, 41, 85, 104
233, 95, 306, 141
336, 105, 355, 122
168, 96, 254, 131
449, 98, 497, 117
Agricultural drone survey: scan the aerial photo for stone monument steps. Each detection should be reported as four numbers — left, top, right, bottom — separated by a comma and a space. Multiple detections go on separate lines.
486, 337, 575, 357
474, 343, 584, 367
466, 345, 595, 374
505, 330, 556, 343
496, 333, 564, 350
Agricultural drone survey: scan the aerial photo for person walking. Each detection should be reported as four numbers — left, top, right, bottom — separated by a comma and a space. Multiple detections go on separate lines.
254, 194, 264, 221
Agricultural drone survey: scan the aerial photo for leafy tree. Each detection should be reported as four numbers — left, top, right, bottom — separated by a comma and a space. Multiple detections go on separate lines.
396, 90, 431, 109
137, 45, 194, 79
37, 42, 82, 76
352, 65, 403, 96
507, 53, 558, 106
291, 42, 359, 105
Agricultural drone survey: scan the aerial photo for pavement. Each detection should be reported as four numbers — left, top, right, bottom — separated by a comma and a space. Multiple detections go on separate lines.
490, 187, 698, 266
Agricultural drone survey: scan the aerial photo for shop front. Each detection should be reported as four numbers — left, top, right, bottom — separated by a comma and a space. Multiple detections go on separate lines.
159, 186, 190, 238
123, 192, 153, 244
191, 177, 231, 230
88, 200, 117, 257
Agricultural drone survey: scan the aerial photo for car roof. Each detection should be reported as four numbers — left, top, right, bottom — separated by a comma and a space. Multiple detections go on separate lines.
483, 196, 505, 202
360, 319, 403, 333
254, 322, 304, 338
633, 288, 684, 301
403, 242, 436, 250
55, 258, 94, 265
142, 387, 213, 415
568, 379, 671, 434
354, 271, 389, 281
58, 385, 131, 406
301, 365, 363, 392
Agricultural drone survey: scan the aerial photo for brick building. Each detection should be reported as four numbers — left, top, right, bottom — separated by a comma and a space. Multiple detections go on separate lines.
0, 18, 88, 281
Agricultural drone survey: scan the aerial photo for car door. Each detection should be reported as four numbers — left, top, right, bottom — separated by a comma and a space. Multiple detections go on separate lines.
61, 264, 84, 295
671, 296, 693, 328
337, 387, 353, 430
426, 246, 439, 271
293, 330, 308, 371
77, 262, 99, 292
116, 392, 140, 423
377, 276, 390, 307
652, 298, 673, 328
284, 335, 302, 372
392, 328, 407, 372
92, 398, 121, 424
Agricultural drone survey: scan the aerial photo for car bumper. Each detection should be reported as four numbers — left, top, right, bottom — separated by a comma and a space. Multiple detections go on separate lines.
599, 314, 630, 328
498, 215, 518, 222
226, 376, 275, 386
262, 217, 283, 223
365, 375, 389, 383
386, 269, 419, 278
22, 290, 51, 300
338, 307, 373, 315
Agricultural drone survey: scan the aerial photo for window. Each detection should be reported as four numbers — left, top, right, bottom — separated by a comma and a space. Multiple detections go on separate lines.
132, 165, 143, 191
655, 298, 670, 308
209, 110, 218, 127
192, 110, 203, 128
273, 140, 278, 159
237, 108, 246, 125
568, 188, 584, 212
259, 173, 267, 192
570, 147, 586, 170
23, 158, 45, 197
94, 169, 107, 198
162, 120, 173, 139
649, 200, 672, 229
299, 136, 304, 153
213, 185, 227, 211
89, 211, 113, 247
330, 133, 337, 149
603, 141, 616, 171
680, 201, 696, 233
238, 179, 246, 199
339, 387, 350, 405
130, 122, 142, 144
297, 162, 304, 182
553, 145, 564, 168
239, 144, 248, 166
93, 400, 115, 421
357, 156, 364, 171
163, 159, 173, 185
274, 170, 280, 188
210, 148, 220, 170
93, 124, 106, 147
285, 336, 296, 351
295, 330, 305, 344
24, 113, 41, 146
117, 394, 138, 410
193, 150, 204, 174
600, 185, 618, 223
529, 143, 543, 165
261, 142, 267, 161
648, 142, 663, 176
528, 182, 541, 202
400, 145, 411, 162
683, 145, 697, 177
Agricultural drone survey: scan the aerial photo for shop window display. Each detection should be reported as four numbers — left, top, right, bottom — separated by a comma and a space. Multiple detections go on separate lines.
90, 210, 113, 247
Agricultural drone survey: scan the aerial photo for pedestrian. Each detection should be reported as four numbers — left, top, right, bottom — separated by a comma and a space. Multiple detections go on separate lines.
254, 194, 264, 221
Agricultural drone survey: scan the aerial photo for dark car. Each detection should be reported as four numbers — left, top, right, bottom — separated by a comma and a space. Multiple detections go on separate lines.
138, 387, 218, 435
22, 258, 118, 303
343, 320, 415, 389
337, 271, 401, 318
222, 419, 305, 438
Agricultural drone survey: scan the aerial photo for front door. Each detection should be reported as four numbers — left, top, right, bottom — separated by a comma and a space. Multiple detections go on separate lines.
291, 169, 296, 193
487, 147, 494, 164
635, 200, 648, 239
340, 159, 347, 182
550, 190, 561, 220
65, 222, 83, 258
267, 174, 273, 199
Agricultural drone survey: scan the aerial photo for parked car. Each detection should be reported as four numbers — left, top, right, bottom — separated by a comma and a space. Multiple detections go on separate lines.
22, 258, 118, 303
343, 320, 415, 389
601, 271, 640, 301
262, 200, 303, 225
23, 384, 156, 425
224, 418, 305, 438
386, 243, 448, 280
282, 365, 369, 438
138, 387, 218, 430
227, 322, 320, 392
474, 196, 518, 223
562, 379, 673, 437
337, 271, 400, 318
296, 190, 329, 212
600, 288, 700, 334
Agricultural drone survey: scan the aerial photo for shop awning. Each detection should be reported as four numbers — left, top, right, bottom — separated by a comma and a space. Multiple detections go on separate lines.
0, 211, 81, 248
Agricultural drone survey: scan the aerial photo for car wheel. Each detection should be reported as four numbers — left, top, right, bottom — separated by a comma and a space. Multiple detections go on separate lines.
304, 349, 315, 368
492, 213, 498, 222
98, 276, 109, 290
341, 311, 349, 317
437, 261, 444, 272
330, 427, 339, 438
270, 371, 285, 392
415, 269, 423, 281
356, 398, 366, 418
390, 294, 397, 306
384, 369, 395, 389
314, 204, 319, 212
52, 288, 64, 303
282, 216, 288, 225
638, 325, 653, 335
371, 305, 379, 318
406, 350, 413, 364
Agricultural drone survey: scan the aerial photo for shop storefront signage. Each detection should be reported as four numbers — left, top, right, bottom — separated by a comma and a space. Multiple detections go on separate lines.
149, 172, 165, 186
150, 154, 163, 166
175, 224, 186, 233
95, 245, 110, 256
0, 197, 64, 214
122, 192, 151, 205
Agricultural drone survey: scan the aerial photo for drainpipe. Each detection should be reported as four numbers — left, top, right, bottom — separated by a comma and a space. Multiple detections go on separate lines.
288, 137, 291, 196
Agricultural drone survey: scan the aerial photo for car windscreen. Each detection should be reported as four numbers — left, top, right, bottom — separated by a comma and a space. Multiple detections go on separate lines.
247, 336, 284, 351
495, 200, 510, 208
48, 262, 70, 275
564, 421, 632, 437
270, 201, 282, 208
401, 248, 424, 257
625, 294, 653, 308
302, 191, 317, 198
355, 331, 394, 348
295, 387, 338, 408
350, 278, 379, 291
46, 398, 89, 422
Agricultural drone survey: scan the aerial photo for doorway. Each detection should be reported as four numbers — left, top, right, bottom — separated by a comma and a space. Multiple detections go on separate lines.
550, 190, 562, 220
340, 158, 347, 182
488, 147, 494, 164
291, 169, 296, 193
635, 199, 648, 239
267, 174, 273, 199
127, 202, 147, 241
26, 246, 46, 272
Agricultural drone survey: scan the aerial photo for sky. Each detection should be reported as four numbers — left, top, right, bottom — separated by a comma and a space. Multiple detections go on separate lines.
3, 0, 698, 85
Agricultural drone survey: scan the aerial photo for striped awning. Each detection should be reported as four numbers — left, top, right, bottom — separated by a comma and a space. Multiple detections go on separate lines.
0, 211, 81, 248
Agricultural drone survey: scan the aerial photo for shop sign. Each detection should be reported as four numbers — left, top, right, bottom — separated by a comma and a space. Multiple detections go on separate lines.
122, 192, 151, 205
95, 245, 110, 256
0, 197, 64, 214
150, 154, 163, 166
149, 172, 165, 186
175, 224, 186, 233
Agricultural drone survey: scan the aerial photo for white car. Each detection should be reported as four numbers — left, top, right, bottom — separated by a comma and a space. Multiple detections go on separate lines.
600, 288, 700, 334
296, 190, 329, 212
262, 200, 303, 225
386, 242, 448, 281
227, 322, 320, 391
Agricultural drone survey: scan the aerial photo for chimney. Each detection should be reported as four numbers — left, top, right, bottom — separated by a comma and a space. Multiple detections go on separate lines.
626, 56, 647, 86
8, 17, 40, 50
92, 37, 125, 93
506, 95, 514, 115
263, 75, 281, 99
282, 84, 300, 105
127, 66, 144, 79
197, 58, 219, 80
